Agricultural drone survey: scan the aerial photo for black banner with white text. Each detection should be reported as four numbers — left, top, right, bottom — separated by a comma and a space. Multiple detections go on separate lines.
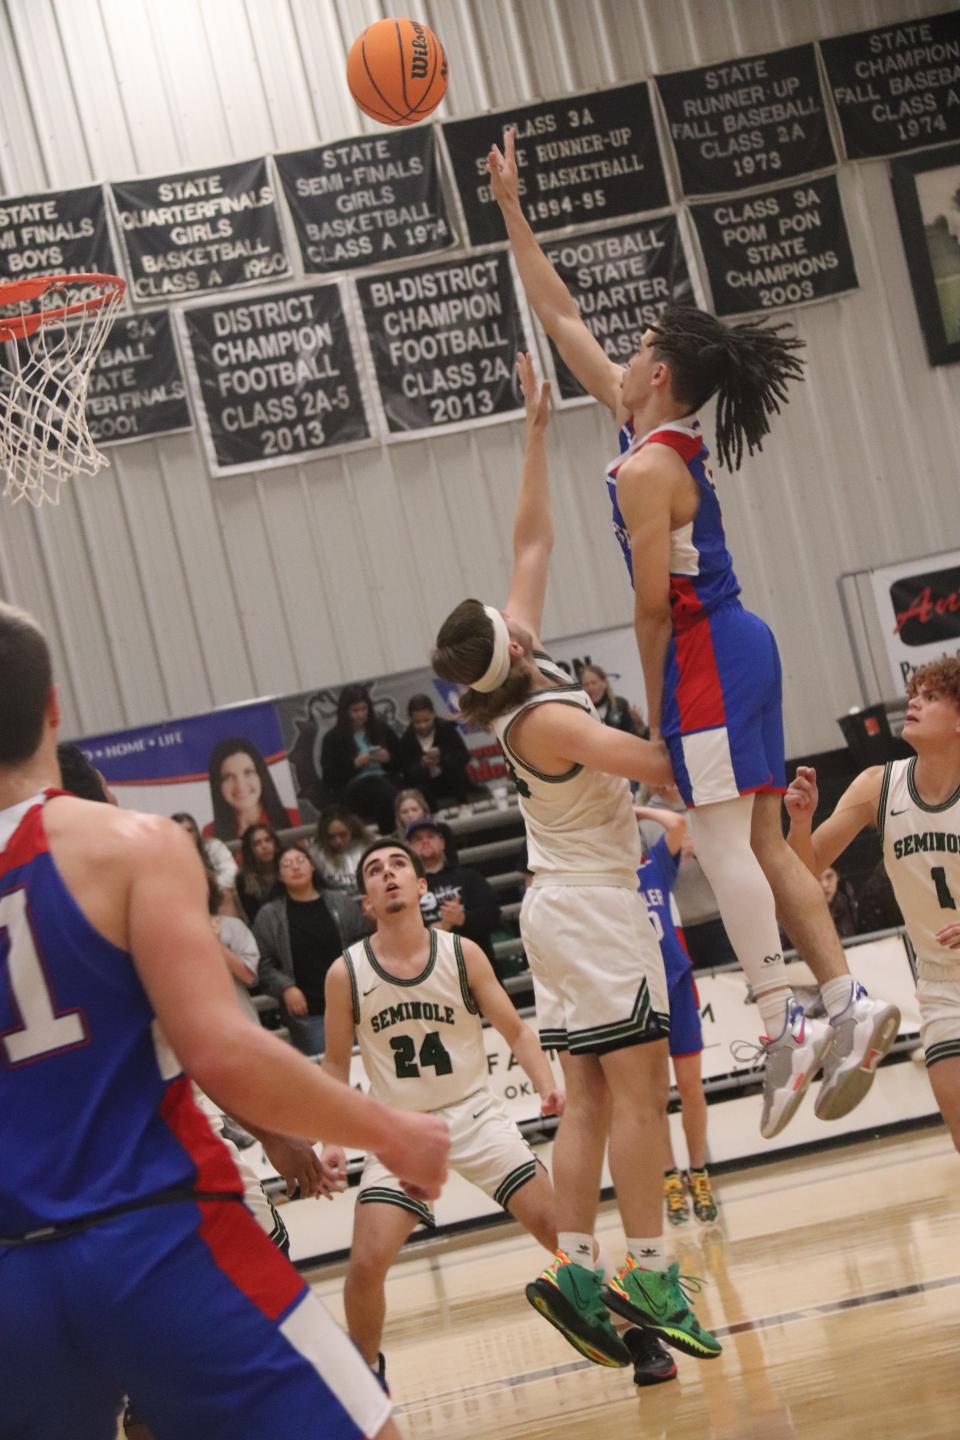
0, 185, 117, 286
87, 310, 191, 446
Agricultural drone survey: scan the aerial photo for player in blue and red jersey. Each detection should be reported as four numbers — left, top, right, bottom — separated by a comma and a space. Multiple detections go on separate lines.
488, 126, 900, 1142
0, 602, 449, 1440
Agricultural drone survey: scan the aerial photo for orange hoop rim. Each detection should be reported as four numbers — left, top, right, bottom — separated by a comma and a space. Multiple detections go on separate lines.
0, 272, 125, 341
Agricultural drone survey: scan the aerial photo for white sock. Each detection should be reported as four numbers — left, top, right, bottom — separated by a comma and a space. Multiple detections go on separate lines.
558, 1231, 593, 1265
594, 1242, 613, 1279
626, 1237, 664, 1269
821, 976, 859, 1021
757, 988, 793, 1039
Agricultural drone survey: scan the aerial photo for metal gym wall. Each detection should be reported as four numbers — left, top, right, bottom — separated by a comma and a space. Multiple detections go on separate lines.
0, 0, 958, 755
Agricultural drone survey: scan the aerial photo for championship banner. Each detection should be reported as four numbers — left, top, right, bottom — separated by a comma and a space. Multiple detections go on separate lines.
0, 184, 117, 287
539, 217, 694, 404
441, 84, 669, 248
110, 159, 291, 302
86, 310, 191, 447
274, 128, 454, 273
820, 11, 960, 160
77, 702, 300, 843
689, 173, 858, 316
354, 251, 531, 437
655, 44, 836, 197
177, 283, 372, 475
868, 549, 960, 693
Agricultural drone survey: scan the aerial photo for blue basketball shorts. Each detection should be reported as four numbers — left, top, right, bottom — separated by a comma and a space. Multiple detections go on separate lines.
667, 964, 703, 1059
0, 1198, 390, 1440
661, 602, 786, 809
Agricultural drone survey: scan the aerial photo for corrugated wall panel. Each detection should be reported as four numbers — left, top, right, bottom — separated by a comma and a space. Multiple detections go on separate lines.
0, 0, 957, 753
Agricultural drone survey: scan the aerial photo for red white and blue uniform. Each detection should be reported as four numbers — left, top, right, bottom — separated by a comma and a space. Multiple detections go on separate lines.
0, 790, 388, 1440
637, 838, 702, 1058
607, 417, 785, 808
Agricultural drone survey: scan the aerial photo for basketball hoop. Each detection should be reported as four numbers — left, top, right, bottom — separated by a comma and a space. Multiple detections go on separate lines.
0, 273, 125, 507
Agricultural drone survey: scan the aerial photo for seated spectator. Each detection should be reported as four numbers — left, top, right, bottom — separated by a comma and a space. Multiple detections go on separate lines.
235, 823, 282, 925
253, 842, 369, 1056
310, 805, 371, 897
172, 811, 238, 916
581, 664, 648, 737
394, 787, 458, 864
407, 816, 500, 962
821, 865, 858, 939
857, 859, 905, 935
203, 737, 298, 842
320, 683, 401, 835
206, 873, 261, 1024
398, 692, 476, 809
57, 742, 117, 804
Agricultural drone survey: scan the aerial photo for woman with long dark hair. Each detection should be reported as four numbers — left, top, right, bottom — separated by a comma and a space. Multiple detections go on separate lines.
319, 685, 400, 835
235, 823, 283, 924
204, 737, 297, 842
310, 806, 371, 897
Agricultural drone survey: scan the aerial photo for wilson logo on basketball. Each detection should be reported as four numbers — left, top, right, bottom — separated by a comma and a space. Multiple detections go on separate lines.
890, 565, 960, 647
409, 23, 429, 79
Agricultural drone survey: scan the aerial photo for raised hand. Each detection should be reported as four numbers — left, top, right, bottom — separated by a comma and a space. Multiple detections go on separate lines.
487, 125, 519, 208
784, 766, 819, 827
516, 351, 550, 433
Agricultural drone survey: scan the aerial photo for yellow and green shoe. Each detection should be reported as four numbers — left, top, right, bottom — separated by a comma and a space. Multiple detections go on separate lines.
526, 1251, 630, 1368
602, 1256, 722, 1359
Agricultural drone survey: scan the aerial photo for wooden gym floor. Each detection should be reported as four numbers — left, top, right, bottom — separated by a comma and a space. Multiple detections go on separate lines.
308, 1125, 960, 1440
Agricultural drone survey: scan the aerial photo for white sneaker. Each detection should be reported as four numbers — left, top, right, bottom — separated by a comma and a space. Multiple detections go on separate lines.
736, 1003, 836, 1140
814, 988, 901, 1121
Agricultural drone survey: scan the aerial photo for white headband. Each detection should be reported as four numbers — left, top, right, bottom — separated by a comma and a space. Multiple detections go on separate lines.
470, 606, 512, 693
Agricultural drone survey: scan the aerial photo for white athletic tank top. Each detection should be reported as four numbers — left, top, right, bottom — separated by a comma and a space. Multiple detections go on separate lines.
879, 756, 960, 979
343, 929, 488, 1111
492, 653, 642, 884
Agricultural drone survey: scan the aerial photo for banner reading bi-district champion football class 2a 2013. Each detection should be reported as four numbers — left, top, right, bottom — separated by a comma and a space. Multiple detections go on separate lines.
820, 11, 960, 160
0, 184, 117, 287
274, 127, 453, 273
441, 84, 669, 248
541, 217, 693, 404
86, 310, 191, 447
110, 159, 291, 302
178, 284, 371, 475
689, 174, 858, 317
355, 251, 530, 436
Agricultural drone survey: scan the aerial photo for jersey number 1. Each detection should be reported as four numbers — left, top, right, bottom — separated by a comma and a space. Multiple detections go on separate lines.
0, 889, 87, 1065
932, 866, 957, 911
390, 1030, 453, 1080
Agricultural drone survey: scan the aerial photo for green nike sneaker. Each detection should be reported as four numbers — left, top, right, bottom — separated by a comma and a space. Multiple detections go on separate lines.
526, 1251, 631, 1368
602, 1257, 722, 1359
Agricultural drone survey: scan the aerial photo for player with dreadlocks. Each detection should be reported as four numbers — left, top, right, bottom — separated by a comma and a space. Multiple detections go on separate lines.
487, 127, 900, 1141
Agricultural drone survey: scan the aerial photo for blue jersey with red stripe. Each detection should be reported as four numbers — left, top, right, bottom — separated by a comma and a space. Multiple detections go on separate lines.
637, 838, 692, 987
605, 418, 741, 629
0, 791, 240, 1238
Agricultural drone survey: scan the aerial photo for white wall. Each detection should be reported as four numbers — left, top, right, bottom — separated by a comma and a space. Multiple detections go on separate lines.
0, 0, 957, 754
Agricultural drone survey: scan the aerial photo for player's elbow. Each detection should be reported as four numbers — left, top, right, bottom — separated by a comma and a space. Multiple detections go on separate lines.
180, 1020, 268, 1111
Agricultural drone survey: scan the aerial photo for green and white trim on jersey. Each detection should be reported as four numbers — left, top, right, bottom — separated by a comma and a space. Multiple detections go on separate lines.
924, 1038, 960, 1069
359, 1185, 434, 1227
493, 1159, 539, 1209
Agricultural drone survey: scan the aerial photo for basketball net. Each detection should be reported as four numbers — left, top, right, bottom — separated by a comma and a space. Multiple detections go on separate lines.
0, 273, 125, 507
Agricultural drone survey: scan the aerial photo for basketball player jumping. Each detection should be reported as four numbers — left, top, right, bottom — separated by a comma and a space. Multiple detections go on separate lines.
487, 127, 899, 1141
786, 660, 960, 1151
0, 602, 449, 1440
433, 354, 720, 1369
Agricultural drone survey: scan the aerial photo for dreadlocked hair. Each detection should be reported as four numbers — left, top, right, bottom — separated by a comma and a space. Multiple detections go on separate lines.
649, 305, 806, 471
432, 598, 533, 729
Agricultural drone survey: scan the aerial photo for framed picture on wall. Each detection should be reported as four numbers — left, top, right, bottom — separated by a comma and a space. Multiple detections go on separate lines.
890, 142, 960, 367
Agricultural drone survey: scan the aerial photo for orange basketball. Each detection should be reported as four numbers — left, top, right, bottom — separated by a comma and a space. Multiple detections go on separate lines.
346, 17, 448, 126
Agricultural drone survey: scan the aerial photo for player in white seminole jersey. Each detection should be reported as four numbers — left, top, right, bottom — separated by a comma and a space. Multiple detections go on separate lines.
432, 354, 721, 1369
786, 659, 960, 1152
320, 837, 564, 1383
486, 125, 900, 1144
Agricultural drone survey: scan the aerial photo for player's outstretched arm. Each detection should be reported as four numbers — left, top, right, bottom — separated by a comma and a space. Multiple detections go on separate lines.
616, 446, 678, 737
127, 825, 449, 1195
517, 698, 674, 789
785, 765, 884, 876
505, 352, 552, 644
463, 940, 564, 1115
488, 127, 623, 413
321, 958, 357, 1086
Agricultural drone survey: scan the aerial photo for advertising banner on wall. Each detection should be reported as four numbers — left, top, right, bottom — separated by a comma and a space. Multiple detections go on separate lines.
86, 310, 192, 446
78, 702, 300, 842
178, 282, 372, 474
689, 173, 859, 316
110, 159, 291, 302
539, 217, 694, 403
441, 84, 670, 248
655, 44, 836, 196
274, 127, 454, 273
820, 11, 960, 160
869, 548, 960, 692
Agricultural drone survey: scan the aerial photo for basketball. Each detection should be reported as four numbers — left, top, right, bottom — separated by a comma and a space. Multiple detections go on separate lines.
346, 17, 448, 126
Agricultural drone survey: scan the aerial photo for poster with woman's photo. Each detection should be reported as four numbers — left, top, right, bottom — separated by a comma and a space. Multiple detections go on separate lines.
76, 702, 300, 843
891, 141, 960, 365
